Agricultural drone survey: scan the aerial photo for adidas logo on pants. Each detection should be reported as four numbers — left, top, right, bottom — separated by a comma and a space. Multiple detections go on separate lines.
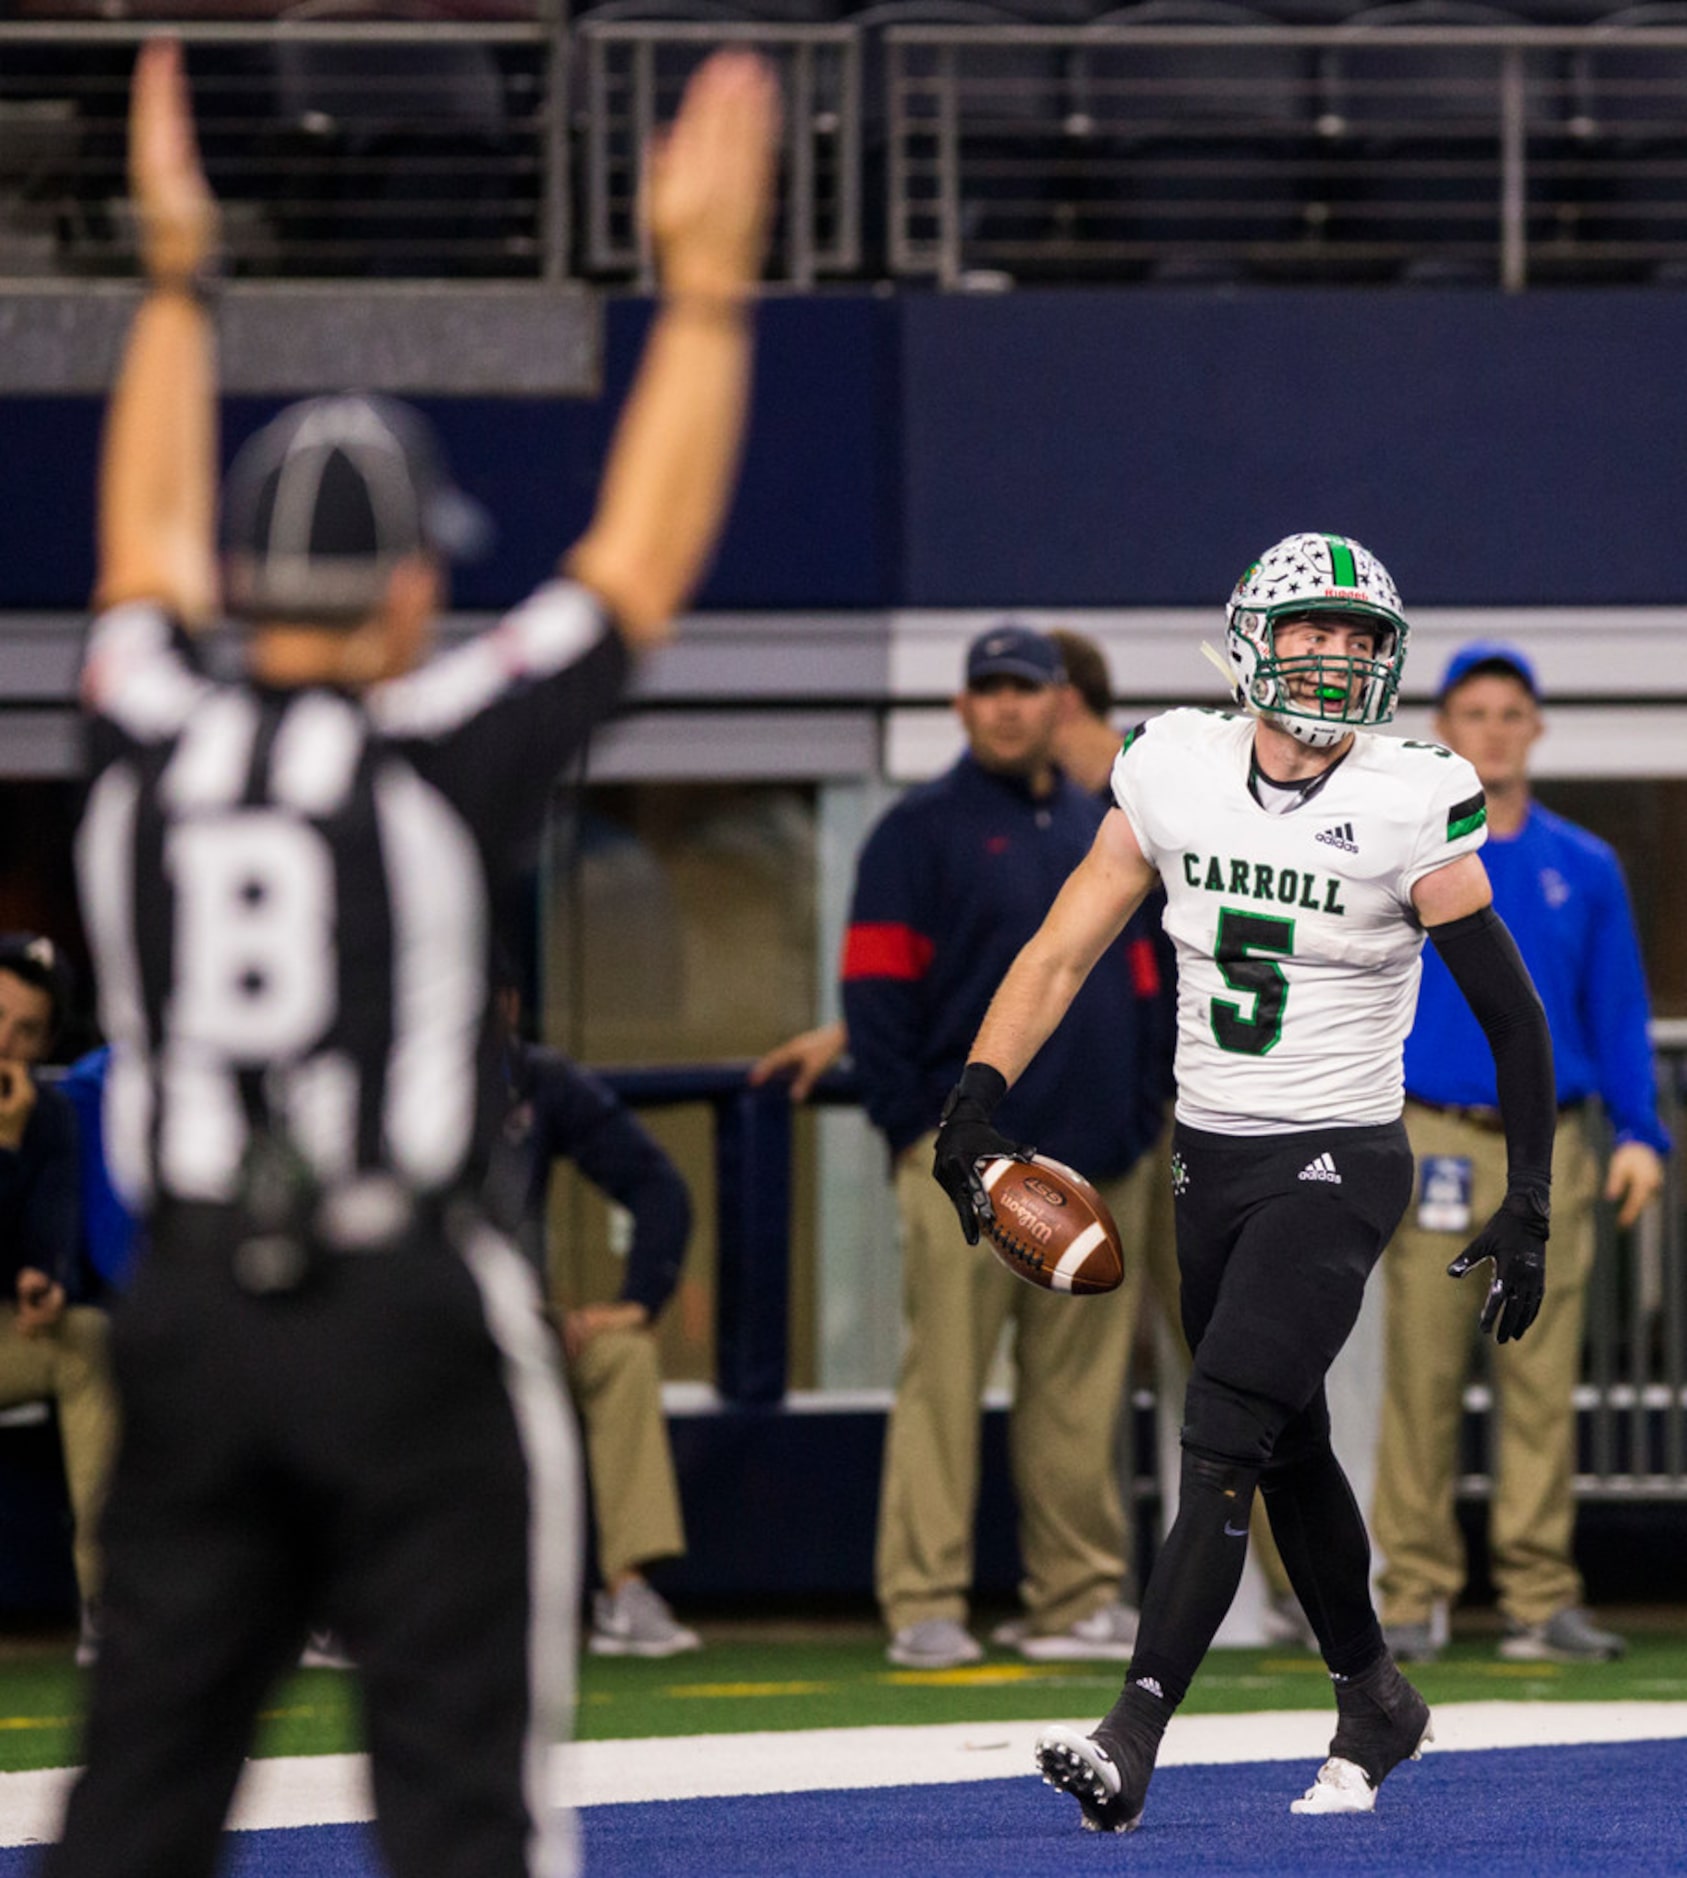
1298, 1153, 1342, 1184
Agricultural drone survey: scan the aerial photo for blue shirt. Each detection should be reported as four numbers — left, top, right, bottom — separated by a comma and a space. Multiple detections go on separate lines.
60, 1049, 134, 1290
1403, 803, 1669, 1154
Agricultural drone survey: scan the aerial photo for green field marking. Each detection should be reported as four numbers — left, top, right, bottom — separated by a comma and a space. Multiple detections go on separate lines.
2, 1623, 1683, 1773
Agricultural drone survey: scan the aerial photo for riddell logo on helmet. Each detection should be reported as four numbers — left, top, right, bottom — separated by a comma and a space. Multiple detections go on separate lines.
1323, 586, 1367, 600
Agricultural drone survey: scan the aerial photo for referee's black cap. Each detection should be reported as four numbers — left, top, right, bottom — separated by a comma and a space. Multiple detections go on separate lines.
222, 395, 492, 624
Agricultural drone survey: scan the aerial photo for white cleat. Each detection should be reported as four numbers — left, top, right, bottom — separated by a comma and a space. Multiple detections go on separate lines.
1291, 1756, 1378, 1814
1291, 1719, 1432, 1816
1036, 1723, 1144, 1834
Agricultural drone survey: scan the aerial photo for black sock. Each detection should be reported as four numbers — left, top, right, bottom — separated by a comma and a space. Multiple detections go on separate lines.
1120, 1445, 1261, 1711
1261, 1444, 1386, 1680
1097, 1680, 1173, 1756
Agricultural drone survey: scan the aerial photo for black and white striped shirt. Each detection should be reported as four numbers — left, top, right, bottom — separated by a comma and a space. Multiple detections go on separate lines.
76, 582, 627, 1211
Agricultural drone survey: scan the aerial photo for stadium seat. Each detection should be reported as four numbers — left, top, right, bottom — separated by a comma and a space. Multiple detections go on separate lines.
853, 0, 1071, 277
1567, 2, 1687, 280
1319, 0, 1571, 281
1067, 0, 1325, 280
268, 1, 518, 277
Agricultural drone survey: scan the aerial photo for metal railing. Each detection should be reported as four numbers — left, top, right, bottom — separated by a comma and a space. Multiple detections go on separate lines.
576, 21, 861, 286
605, 1037, 1687, 1498
8, 18, 1687, 286
886, 24, 1687, 289
1536, 1022, 1687, 1499
0, 18, 567, 279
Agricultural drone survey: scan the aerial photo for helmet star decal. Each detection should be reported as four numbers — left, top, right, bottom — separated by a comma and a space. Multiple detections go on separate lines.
1223, 532, 1409, 751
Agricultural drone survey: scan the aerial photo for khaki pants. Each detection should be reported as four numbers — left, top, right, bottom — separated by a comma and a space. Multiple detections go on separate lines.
1373, 1103, 1602, 1629
567, 1326, 686, 1586
0, 1305, 116, 1602
875, 1136, 1148, 1636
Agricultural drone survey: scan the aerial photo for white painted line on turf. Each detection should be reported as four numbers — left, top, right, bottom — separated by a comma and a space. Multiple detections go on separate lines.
557, 1700, 1687, 1806
4, 1701, 1687, 1845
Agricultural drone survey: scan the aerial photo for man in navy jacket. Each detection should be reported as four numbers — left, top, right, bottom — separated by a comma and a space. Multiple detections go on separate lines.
487, 990, 701, 1658
844, 625, 1159, 1669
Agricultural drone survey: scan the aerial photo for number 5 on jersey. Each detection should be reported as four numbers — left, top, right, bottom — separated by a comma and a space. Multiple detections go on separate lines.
1212, 907, 1294, 1056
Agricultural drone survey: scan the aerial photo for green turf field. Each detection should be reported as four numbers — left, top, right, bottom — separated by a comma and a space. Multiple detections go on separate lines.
1, 1615, 1683, 1776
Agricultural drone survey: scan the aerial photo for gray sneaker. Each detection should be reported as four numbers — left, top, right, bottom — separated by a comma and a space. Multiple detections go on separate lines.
1382, 1620, 1441, 1665
299, 1629, 354, 1670
1499, 1605, 1625, 1663
1015, 1601, 1139, 1662
589, 1580, 702, 1659
886, 1617, 983, 1669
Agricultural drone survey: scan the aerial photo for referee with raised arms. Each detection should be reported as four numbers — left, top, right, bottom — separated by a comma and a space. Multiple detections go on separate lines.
49, 39, 777, 1878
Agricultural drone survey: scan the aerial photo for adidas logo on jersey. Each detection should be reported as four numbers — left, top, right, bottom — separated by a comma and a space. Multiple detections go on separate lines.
1298, 1153, 1342, 1185
1315, 821, 1359, 854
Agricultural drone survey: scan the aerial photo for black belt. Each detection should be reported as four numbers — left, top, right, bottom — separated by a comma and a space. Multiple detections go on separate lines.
1408, 1097, 1584, 1136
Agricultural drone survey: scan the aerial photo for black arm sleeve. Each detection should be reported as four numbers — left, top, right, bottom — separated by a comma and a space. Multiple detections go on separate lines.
1427, 905, 1556, 1206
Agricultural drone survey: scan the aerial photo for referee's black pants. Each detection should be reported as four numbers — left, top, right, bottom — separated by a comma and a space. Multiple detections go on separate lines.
45, 1205, 581, 1878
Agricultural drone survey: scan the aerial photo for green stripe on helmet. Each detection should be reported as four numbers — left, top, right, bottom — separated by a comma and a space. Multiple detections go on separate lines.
1325, 535, 1358, 590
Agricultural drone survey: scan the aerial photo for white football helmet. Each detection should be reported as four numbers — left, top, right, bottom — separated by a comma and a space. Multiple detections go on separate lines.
1224, 533, 1409, 750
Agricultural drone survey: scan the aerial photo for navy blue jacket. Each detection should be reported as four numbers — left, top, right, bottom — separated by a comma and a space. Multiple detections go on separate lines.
487, 1044, 692, 1319
0, 1080, 81, 1297
841, 753, 1158, 1178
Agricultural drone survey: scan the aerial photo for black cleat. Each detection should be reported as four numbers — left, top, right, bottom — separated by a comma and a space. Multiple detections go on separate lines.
1292, 1654, 1432, 1815
1035, 1723, 1150, 1834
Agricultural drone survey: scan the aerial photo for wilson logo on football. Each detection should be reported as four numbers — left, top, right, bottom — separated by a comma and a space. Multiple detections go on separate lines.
1024, 1177, 1068, 1208
998, 1190, 1055, 1245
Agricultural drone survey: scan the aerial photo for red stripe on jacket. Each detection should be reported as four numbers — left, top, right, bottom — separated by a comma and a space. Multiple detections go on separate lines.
1128, 935, 1162, 999
842, 922, 936, 983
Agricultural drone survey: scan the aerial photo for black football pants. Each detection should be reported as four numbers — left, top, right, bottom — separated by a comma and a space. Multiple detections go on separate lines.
1125, 1121, 1414, 1706
45, 1204, 581, 1878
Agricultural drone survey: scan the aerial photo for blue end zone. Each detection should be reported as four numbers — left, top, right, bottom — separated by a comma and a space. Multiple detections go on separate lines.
4, 1741, 1680, 1876
579, 1740, 1683, 1878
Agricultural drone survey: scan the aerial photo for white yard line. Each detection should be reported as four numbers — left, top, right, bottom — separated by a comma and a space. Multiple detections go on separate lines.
3, 1702, 1686, 1847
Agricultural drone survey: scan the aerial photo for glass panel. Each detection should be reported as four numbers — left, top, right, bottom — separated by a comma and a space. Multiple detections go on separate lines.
538, 781, 820, 1386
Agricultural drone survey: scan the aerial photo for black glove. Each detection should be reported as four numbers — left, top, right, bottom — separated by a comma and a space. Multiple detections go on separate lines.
1447, 1186, 1550, 1344
932, 1063, 1031, 1245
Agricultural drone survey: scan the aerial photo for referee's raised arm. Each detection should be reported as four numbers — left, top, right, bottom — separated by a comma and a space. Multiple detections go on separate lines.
97, 38, 219, 627
565, 53, 781, 647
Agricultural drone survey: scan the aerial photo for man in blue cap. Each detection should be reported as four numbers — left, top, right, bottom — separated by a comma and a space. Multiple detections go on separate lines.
1373, 641, 1668, 1664
843, 622, 1160, 1669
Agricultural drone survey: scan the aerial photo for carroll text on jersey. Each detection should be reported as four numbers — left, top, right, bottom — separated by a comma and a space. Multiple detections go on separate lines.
1179, 852, 1349, 916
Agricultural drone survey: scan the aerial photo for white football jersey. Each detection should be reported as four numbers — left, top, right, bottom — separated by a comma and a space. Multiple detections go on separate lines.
1110, 709, 1487, 1134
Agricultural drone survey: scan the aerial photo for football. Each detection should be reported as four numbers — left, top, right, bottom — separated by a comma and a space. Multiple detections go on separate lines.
978, 1154, 1124, 1295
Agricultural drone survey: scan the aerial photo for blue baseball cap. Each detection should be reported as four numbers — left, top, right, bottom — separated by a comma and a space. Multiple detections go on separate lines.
1437, 641, 1541, 704
966, 624, 1064, 689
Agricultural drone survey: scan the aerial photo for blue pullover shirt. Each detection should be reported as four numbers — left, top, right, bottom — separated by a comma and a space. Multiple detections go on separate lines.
1403, 802, 1669, 1154
842, 752, 1157, 1177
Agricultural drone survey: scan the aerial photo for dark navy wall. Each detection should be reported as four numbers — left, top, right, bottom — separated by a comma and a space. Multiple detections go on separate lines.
900, 290, 1687, 608
3, 289, 1686, 613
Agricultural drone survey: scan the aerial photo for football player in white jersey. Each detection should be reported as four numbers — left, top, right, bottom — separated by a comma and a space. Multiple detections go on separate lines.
931, 533, 1557, 1834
